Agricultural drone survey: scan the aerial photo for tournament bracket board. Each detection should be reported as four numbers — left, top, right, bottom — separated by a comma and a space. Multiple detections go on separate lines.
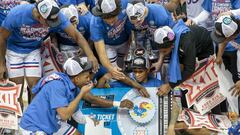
78, 87, 172, 135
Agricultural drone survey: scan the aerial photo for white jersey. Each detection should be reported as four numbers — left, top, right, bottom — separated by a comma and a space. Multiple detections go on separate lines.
186, 0, 211, 30
186, 0, 204, 19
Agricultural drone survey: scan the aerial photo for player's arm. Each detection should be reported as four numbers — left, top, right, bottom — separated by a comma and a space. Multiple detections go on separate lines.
216, 42, 227, 66
64, 25, 99, 72
56, 83, 93, 121
119, 75, 150, 98
83, 92, 133, 109
94, 40, 126, 80
95, 72, 112, 88
167, 99, 180, 135
0, 27, 10, 80
94, 40, 113, 71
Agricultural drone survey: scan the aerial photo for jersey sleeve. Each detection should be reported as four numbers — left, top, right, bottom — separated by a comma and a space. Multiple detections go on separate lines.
50, 12, 71, 32
1, 11, 16, 32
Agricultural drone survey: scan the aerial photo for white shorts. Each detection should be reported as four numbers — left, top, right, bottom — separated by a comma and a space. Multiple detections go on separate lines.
6, 49, 42, 78
105, 42, 129, 67
19, 122, 77, 135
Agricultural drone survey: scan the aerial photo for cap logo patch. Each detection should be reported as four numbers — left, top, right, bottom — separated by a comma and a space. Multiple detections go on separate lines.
167, 32, 174, 41
134, 58, 144, 65
40, 4, 48, 13
223, 17, 232, 25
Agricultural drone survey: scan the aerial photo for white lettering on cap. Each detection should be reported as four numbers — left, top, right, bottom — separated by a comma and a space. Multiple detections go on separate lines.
134, 58, 144, 65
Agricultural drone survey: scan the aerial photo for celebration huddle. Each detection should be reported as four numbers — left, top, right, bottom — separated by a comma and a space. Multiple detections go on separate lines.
0, 0, 240, 134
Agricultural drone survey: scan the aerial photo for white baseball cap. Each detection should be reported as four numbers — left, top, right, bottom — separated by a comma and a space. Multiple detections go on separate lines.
153, 26, 175, 48
126, 0, 146, 21
61, 5, 79, 23
36, 0, 61, 27
63, 57, 92, 76
92, 0, 119, 17
211, 15, 239, 43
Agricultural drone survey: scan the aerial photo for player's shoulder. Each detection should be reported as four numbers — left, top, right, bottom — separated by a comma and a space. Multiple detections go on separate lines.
146, 3, 165, 10
79, 12, 93, 23
11, 4, 34, 13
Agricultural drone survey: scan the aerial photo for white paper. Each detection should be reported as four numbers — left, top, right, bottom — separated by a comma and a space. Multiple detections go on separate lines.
215, 64, 239, 115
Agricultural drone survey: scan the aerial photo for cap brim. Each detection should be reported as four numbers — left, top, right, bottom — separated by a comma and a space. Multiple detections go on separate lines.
47, 17, 61, 27
132, 65, 146, 69
92, 7, 104, 16
210, 30, 226, 44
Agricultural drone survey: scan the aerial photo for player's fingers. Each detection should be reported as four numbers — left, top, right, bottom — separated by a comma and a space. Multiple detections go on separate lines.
229, 85, 236, 91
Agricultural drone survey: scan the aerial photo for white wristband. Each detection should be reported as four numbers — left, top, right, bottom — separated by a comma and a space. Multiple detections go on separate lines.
113, 101, 121, 107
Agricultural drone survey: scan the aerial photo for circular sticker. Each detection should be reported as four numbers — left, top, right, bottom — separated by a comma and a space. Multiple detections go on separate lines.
40, 4, 48, 13
223, 17, 232, 25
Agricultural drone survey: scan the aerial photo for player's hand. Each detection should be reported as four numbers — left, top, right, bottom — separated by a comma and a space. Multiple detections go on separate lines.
215, 56, 223, 67
185, 19, 195, 26
109, 66, 126, 80
229, 81, 240, 97
88, 56, 99, 73
80, 81, 94, 96
137, 86, 150, 98
0, 63, 7, 83
157, 83, 171, 96
151, 61, 162, 72
120, 99, 134, 109
151, 53, 164, 72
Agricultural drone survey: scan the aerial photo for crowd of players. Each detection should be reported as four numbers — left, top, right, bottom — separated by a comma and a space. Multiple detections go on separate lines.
0, 0, 240, 134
